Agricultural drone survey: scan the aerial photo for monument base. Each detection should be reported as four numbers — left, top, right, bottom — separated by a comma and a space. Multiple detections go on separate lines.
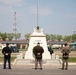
13, 59, 61, 65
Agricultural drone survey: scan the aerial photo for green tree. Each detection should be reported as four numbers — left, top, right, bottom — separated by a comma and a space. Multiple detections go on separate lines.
63, 35, 72, 42
13, 33, 21, 40
15, 33, 21, 40
25, 33, 30, 40
7, 33, 14, 41
72, 34, 76, 42
1, 33, 7, 41
56, 35, 63, 41
50, 34, 56, 41
46, 34, 50, 41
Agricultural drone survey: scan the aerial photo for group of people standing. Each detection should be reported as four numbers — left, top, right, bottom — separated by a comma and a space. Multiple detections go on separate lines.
33, 42, 71, 70
2, 42, 71, 70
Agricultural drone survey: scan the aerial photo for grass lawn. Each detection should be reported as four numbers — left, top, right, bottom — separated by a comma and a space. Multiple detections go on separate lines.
60, 57, 76, 62
0, 57, 16, 62
68, 57, 76, 62
0, 57, 76, 63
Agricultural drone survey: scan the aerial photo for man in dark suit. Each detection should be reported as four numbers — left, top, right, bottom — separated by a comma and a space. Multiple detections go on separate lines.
33, 42, 44, 70
2, 43, 12, 69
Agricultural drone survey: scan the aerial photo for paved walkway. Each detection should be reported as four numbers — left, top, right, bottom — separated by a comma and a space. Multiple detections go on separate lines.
0, 59, 76, 75
0, 64, 76, 75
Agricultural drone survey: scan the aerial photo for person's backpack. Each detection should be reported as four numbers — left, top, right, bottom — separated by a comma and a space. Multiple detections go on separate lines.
63, 52, 69, 59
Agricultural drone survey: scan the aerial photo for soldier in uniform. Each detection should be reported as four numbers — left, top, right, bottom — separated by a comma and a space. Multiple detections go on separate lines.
33, 42, 44, 70
61, 43, 71, 70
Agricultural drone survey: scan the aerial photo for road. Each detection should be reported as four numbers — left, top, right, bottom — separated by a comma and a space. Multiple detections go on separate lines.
0, 65, 76, 75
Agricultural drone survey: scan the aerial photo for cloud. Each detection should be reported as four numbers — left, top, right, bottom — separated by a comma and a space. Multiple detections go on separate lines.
0, 0, 25, 7
29, 6, 54, 16
0, 0, 25, 17
0, 5, 22, 21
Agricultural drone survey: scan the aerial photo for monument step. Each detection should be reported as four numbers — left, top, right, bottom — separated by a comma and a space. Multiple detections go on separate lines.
13, 59, 61, 65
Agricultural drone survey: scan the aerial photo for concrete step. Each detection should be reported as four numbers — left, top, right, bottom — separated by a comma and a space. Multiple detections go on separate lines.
13, 59, 61, 65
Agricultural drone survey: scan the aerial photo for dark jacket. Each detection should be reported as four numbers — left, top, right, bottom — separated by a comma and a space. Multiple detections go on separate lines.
48, 46, 54, 55
33, 45, 44, 59
2, 46, 12, 58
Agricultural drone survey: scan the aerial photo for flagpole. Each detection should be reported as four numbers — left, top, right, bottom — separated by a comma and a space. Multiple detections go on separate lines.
37, 0, 39, 26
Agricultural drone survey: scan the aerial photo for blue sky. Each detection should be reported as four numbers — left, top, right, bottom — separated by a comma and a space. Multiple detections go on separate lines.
0, 0, 76, 39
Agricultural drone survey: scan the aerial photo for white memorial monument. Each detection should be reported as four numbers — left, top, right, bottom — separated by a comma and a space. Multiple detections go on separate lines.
25, 26, 51, 60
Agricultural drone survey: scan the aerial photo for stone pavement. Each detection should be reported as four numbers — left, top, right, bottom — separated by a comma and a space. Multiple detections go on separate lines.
0, 64, 76, 75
